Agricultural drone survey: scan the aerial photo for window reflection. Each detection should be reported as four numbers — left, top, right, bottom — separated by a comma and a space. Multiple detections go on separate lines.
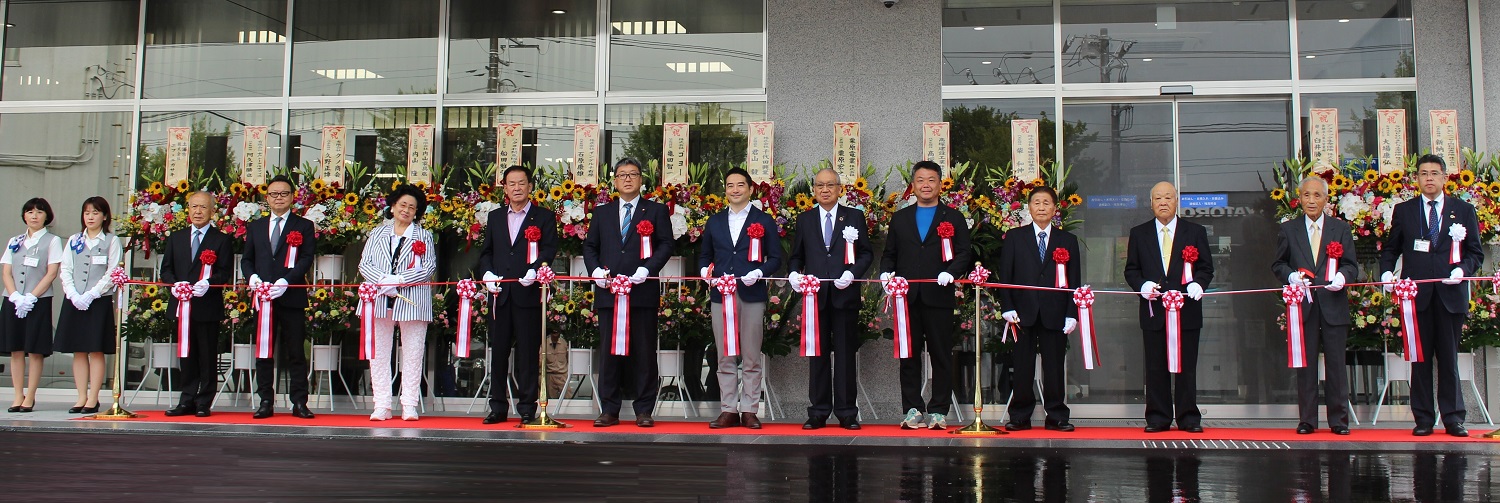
1298, 0, 1414, 79
608, 0, 764, 91
2, 0, 139, 101
144, 0, 287, 99
1060, 1, 1289, 83
287, 108, 436, 189
1300, 92, 1416, 169
0, 112, 135, 228
604, 102, 766, 169
942, 99, 1059, 168
448, 0, 596, 94
291, 1, 438, 96
138, 110, 284, 185
443, 104, 598, 187
941, 0, 1054, 85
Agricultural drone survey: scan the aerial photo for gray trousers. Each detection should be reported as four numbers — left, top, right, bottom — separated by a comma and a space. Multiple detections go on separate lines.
711, 297, 766, 413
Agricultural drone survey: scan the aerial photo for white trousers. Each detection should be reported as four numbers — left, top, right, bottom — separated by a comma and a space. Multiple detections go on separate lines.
371, 317, 427, 410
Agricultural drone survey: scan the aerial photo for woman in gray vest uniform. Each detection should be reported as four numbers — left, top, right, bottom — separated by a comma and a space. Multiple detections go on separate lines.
2, 198, 62, 413
56, 197, 123, 414
357, 184, 436, 421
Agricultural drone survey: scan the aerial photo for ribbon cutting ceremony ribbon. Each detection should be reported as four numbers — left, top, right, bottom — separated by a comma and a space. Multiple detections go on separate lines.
171, 282, 194, 358
1282, 283, 1308, 368
1162, 290, 1185, 374
455, 279, 479, 358
608, 275, 633, 355
357, 283, 378, 360
536, 264, 556, 285
1073, 286, 1100, 370
937, 222, 955, 262
798, 274, 821, 357
885, 276, 914, 358
714, 275, 740, 357
253, 282, 275, 359
109, 267, 127, 309
1393, 279, 1423, 363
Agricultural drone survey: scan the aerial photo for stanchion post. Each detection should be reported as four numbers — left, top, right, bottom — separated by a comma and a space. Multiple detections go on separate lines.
953, 281, 1001, 435
523, 267, 566, 429
89, 262, 140, 419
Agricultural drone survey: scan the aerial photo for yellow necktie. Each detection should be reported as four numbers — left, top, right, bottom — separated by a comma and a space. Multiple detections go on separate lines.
1311, 224, 1322, 261
1160, 226, 1172, 271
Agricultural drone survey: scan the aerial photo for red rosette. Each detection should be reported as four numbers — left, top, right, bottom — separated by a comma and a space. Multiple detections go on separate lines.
1181, 245, 1199, 264
937, 221, 955, 239
636, 220, 654, 237
747, 223, 765, 239
412, 240, 427, 256
525, 225, 541, 242
1052, 248, 1070, 264
199, 250, 217, 266
285, 231, 303, 247
1326, 242, 1343, 260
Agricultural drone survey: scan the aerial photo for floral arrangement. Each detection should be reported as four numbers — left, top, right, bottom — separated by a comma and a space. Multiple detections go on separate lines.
120, 283, 173, 343
549, 284, 598, 349
305, 286, 357, 345
658, 283, 713, 350
1462, 284, 1500, 352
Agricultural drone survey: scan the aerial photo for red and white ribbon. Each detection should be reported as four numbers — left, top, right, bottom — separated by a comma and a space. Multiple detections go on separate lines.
357, 283, 378, 360
714, 275, 740, 357
937, 222, 955, 262
798, 274, 821, 357
1181, 246, 1199, 284
1393, 279, 1423, 363
536, 264, 556, 285
885, 276, 914, 359
284, 247, 297, 268
1161, 290, 1185, 373
637, 221, 654, 260
253, 282, 274, 359
455, 279, 479, 358
1052, 249, 1070, 289
940, 238, 953, 261
1073, 286, 1099, 370
525, 226, 541, 263
967, 264, 990, 284
171, 282, 194, 358
1325, 242, 1343, 282
608, 275, 633, 355
747, 223, 765, 262
1450, 242, 1462, 265
1282, 283, 1308, 368
109, 267, 127, 308
1492, 269, 1500, 295
844, 241, 855, 265
198, 250, 216, 282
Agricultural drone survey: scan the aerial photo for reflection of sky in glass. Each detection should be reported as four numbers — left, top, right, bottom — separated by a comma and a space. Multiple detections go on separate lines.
142, 0, 287, 99
446, 0, 597, 94
941, 3, 1053, 85
1179, 102, 1291, 190
2, 0, 138, 101
293, 40, 439, 96
1300, 92, 1416, 167
443, 105, 598, 169
609, 34, 763, 91
1298, 0, 1414, 80
1060, 1, 1290, 83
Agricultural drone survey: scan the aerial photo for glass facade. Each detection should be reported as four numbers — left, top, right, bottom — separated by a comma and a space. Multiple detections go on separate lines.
2, 0, 139, 100
143, 0, 287, 99
608, 0, 764, 91
447, 0, 597, 94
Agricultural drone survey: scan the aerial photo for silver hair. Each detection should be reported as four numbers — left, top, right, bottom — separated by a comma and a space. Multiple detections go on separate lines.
1298, 176, 1329, 193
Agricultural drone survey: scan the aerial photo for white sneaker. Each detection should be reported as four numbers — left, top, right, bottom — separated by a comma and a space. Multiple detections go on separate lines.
900, 408, 926, 430
369, 408, 391, 421
402, 407, 419, 421
927, 413, 947, 430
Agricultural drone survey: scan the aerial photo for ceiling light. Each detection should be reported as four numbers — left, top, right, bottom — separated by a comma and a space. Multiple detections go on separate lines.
552, 9, 566, 14
974, 26, 985, 31
612, 21, 687, 35
666, 62, 733, 73
981, 61, 992, 65
313, 68, 385, 80
1338, 19, 1350, 23
1305, 55, 1316, 59
1142, 58, 1153, 62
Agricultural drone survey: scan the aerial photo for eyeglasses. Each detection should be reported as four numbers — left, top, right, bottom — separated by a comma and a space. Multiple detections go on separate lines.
615, 173, 641, 180
813, 182, 840, 189
1417, 171, 1445, 178
266, 191, 292, 198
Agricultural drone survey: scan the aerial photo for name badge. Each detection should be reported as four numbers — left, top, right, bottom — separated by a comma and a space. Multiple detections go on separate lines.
1414, 239, 1431, 253
91, 255, 108, 265
22, 257, 39, 267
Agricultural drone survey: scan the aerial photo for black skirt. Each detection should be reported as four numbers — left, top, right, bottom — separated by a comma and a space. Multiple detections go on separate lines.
54, 295, 116, 354
0, 296, 54, 356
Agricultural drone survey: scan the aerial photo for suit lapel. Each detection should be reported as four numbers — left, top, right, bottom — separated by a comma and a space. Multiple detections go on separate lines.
1292, 218, 1316, 268
496, 206, 513, 248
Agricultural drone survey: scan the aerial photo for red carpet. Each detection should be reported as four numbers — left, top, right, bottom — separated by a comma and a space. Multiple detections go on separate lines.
89, 411, 1495, 443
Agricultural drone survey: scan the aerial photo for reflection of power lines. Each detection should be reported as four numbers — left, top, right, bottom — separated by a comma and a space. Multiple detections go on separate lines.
1064, 29, 1135, 84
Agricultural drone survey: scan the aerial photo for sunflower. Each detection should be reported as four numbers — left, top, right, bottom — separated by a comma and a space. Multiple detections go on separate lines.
144, 285, 159, 297
343, 193, 359, 206
973, 195, 992, 208
1460, 169, 1477, 187
151, 299, 167, 312
1067, 194, 1083, 206
390, 180, 401, 191
477, 183, 493, 196
1363, 170, 1379, 182
1002, 177, 1018, 189
256, 183, 268, 195
583, 291, 595, 303
549, 187, 565, 200
572, 188, 585, 200
235, 302, 249, 313
532, 189, 547, 201
940, 178, 954, 191
564, 301, 577, 314
362, 200, 377, 216
1377, 180, 1394, 193
175, 179, 191, 193
1385, 170, 1403, 182
1270, 188, 1286, 201
854, 178, 868, 192
224, 291, 238, 303
426, 192, 441, 203
414, 181, 430, 193
441, 200, 456, 213
1488, 181, 1500, 198
313, 289, 330, 301
1445, 181, 1458, 193
1031, 178, 1046, 188
148, 181, 164, 194
706, 194, 723, 207
229, 182, 245, 195
562, 180, 577, 192
1334, 176, 1353, 190
311, 179, 327, 193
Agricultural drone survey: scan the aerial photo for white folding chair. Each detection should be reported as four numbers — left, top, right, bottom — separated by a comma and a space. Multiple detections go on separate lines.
553, 348, 601, 416
128, 341, 176, 407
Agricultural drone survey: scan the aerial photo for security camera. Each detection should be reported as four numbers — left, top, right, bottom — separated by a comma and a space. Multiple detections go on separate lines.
882, 0, 898, 7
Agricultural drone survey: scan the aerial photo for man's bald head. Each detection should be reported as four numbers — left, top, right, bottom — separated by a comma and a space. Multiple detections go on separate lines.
1150, 182, 1178, 224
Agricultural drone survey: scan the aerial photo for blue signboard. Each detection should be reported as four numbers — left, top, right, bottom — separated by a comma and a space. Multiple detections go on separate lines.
1087, 195, 1137, 209
1180, 194, 1228, 208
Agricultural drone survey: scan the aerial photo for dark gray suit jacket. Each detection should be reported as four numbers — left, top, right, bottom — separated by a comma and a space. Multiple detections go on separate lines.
1271, 215, 1360, 326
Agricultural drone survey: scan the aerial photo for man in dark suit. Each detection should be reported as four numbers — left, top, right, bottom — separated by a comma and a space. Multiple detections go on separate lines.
696, 167, 782, 429
478, 165, 559, 425
161, 191, 233, 418
1379, 154, 1485, 437
788, 167, 873, 430
241, 175, 318, 420
997, 186, 1081, 432
1270, 176, 1359, 435
880, 160, 973, 430
582, 158, 674, 427
1123, 181, 1215, 433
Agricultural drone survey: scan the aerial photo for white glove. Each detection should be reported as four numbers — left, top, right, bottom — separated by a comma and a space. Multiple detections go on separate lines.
7, 292, 22, 306
518, 269, 537, 287
1186, 282, 1204, 301
788, 271, 805, 293
592, 267, 609, 288
701, 267, 715, 286
269, 279, 288, 299
71, 295, 89, 311
1288, 272, 1311, 288
879, 272, 895, 291
482, 272, 502, 294
192, 279, 209, 298
741, 269, 763, 286
629, 267, 648, 284
14, 302, 30, 318
1326, 272, 1346, 292
247, 274, 263, 290
1002, 311, 1019, 324
834, 270, 854, 290
1064, 317, 1078, 335
1443, 267, 1465, 285
16, 294, 37, 316
1380, 271, 1395, 293
936, 272, 954, 286
1139, 281, 1159, 300
379, 274, 402, 296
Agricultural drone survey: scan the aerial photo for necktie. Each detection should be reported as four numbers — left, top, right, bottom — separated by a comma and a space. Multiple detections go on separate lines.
1160, 226, 1172, 271
191, 229, 203, 258
823, 212, 833, 249
1037, 230, 1048, 262
271, 217, 284, 253
620, 203, 633, 246
1427, 200, 1439, 242
1310, 223, 1322, 261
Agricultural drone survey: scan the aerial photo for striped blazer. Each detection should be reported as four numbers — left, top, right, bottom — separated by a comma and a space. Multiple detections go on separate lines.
357, 223, 437, 322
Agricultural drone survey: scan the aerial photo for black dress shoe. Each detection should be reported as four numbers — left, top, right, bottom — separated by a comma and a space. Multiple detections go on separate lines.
519, 414, 536, 423
1331, 426, 1351, 435
68, 406, 84, 414
593, 414, 619, 427
838, 417, 861, 430
252, 402, 274, 419
1446, 425, 1469, 437
1004, 422, 1032, 431
1413, 425, 1434, 436
1045, 422, 1076, 432
635, 414, 655, 427
803, 417, 827, 430
741, 412, 762, 429
710, 412, 741, 429
6, 406, 19, 413
482, 412, 507, 425
195, 407, 212, 418
1181, 425, 1204, 433
1296, 423, 1315, 435
163, 404, 194, 417
290, 404, 315, 419
1144, 425, 1169, 433
81, 405, 100, 414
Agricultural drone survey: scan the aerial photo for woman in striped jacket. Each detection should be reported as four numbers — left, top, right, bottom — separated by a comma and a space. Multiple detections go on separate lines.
358, 184, 437, 421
